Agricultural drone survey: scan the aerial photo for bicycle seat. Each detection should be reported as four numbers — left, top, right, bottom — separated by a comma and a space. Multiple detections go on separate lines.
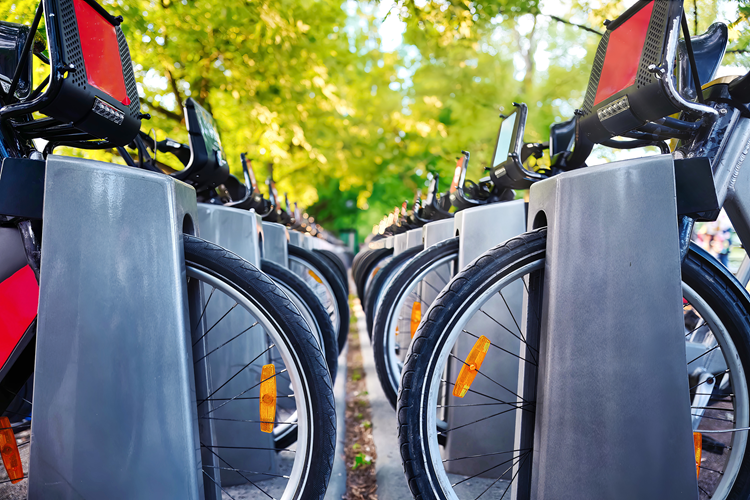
678, 23, 728, 100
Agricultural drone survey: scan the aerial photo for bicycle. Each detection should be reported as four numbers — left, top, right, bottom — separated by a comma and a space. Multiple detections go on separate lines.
0, 1, 336, 498
397, 3, 750, 499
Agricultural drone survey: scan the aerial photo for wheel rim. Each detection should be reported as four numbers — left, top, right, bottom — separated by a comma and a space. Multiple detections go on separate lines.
417, 258, 749, 500
288, 255, 340, 338
384, 253, 455, 394
188, 266, 312, 500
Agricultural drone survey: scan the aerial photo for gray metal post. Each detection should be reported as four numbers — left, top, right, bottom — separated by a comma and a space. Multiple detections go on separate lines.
519, 155, 697, 500
443, 200, 526, 477
288, 230, 304, 248
420, 219, 456, 310
405, 228, 422, 249
31, 156, 204, 499
303, 233, 316, 250
394, 233, 408, 256
422, 219, 454, 248
262, 222, 289, 267
196, 204, 277, 485
197, 204, 263, 267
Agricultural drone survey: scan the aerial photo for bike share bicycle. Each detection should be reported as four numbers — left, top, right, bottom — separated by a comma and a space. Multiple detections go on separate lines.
261, 168, 351, 353
0, 1, 335, 497
398, 2, 750, 498
367, 149, 529, 408
132, 102, 340, 388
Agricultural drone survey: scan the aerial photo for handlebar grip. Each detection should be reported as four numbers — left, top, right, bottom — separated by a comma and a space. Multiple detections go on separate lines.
729, 71, 750, 103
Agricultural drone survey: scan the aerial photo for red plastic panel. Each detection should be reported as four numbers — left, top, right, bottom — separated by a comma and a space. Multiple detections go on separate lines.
73, 0, 129, 104
0, 266, 38, 368
594, 2, 655, 106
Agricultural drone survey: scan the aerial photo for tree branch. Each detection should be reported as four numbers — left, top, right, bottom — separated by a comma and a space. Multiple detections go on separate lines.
728, 49, 750, 54
546, 15, 603, 36
140, 98, 183, 123
165, 67, 185, 112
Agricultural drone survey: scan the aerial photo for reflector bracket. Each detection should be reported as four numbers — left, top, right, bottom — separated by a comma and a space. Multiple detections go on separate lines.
452, 335, 490, 398
410, 301, 421, 339
260, 364, 276, 433
0, 416, 23, 484
694, 432, 702, 479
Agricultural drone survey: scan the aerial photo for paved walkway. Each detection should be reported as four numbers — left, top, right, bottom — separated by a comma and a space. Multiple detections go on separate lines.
353, 302, 413, 500
325, 345, 349, 500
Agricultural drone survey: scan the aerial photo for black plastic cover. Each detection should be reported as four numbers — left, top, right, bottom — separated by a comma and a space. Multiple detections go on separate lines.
0, 158, 44, 219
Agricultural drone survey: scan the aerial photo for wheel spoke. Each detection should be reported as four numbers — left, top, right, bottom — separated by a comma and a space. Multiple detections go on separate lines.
449, 353, 531, 403
201, 444, 273, 499
478, 308, 539, 361
192, 286, 216, 333
442, 448, 530, 463
194, 322, 259, 364
192, 302, 239, 347
202, 469, 237, 500
206, 369, 288, 415
463, 330, 537, 366
439, 405, 530, 436
198, 344, 275, 406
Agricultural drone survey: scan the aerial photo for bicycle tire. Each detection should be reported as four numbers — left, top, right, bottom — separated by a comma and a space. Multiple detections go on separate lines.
314, 249, 349, 293
185, 235, 335, 500
261, 259, 338, 382
288, 244, 350, 353
373, 237, 458, 409
398, 229, 750, 500
364, 245, 423, 338
356, 247, 393, 304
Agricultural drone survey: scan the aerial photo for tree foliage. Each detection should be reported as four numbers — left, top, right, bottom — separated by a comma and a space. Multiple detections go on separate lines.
0, 0, 748, 239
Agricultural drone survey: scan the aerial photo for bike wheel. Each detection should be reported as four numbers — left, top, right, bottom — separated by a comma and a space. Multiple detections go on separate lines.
355, 247, 392, 303
373, 237, 458, 409
365, 245, 423, 338
398, 229, 750, 500
185, 235, 335, 500
261, 259, 338, 383
314, 249, 349, 294
287, 245, 350, 353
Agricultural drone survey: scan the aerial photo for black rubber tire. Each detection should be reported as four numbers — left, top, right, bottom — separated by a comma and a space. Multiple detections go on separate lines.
261, 259, 338, 383
314, 249, 349, 294
356, 248, 393, 304
184, 235, 335, 499
373, 237, 458, 409
397, 229, 750, 500
365, 245, 423, 339
288, 244, 351, 354
351, 249, 370, 279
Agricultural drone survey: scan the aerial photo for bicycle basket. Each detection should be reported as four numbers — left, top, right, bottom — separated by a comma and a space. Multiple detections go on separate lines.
3, 0, 141, 147
579, 0, 684, 143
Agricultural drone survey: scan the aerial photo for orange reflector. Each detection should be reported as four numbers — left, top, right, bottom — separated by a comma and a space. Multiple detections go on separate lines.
371, 267, 380, 280
260, 364, 277, 433
452, 336, 491, 398
0, 417, 23, 484
694, 432, 702, 479
395, 326, 399, 337
410, 302, 422, 338
308, 269, 323, 284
